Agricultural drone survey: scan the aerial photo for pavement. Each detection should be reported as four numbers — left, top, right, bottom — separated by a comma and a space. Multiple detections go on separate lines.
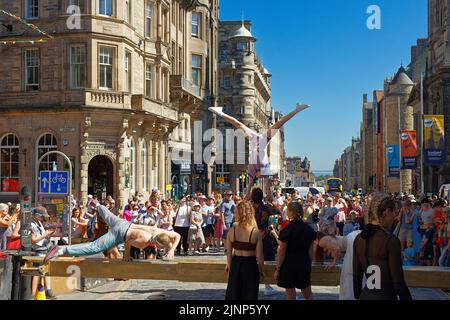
56, 251, 450, 300
57, 279, 449, 300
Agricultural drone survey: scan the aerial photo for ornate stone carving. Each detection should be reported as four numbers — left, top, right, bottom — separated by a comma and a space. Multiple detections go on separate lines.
85, 149, 117, 162
81, 116, 92, 147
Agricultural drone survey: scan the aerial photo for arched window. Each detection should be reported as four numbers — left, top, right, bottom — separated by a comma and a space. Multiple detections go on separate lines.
141, 139, 147, 192
37, 133, 57, 171
129, 138, 136, 191
0, 134, 20, 193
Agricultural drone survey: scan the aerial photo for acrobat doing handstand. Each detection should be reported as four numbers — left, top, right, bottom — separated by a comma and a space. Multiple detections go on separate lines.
44, 201, 181, 263
209, 103, 310, 198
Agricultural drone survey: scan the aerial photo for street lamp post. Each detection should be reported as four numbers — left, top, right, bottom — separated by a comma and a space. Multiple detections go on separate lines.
398, 95, 403, 194
420, 72, 425, 195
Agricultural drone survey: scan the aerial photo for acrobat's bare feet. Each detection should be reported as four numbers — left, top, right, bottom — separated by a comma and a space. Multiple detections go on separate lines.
208, 107, 224, 116
296, 103, 311, 112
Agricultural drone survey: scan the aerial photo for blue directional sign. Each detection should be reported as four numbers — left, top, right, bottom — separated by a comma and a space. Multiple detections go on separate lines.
39, 171, 50, 194
39, 171, 69, 195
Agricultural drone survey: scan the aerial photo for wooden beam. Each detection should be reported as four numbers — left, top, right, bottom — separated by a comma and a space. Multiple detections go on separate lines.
22, 257, 339, 285
21, 257, 450, 289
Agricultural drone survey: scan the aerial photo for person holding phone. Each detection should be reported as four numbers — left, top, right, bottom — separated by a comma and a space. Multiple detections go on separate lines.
0, 203, 19, 250
30, 206, 56, 299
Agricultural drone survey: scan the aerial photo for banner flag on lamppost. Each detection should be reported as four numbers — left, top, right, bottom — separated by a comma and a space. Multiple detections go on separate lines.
424, 115, 445, 165
401, 130, 417, 169
387, 145, 400, 177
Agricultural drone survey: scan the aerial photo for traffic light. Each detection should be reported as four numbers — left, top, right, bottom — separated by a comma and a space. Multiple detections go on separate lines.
19, 186, 32, 251
20, 186, 31, 210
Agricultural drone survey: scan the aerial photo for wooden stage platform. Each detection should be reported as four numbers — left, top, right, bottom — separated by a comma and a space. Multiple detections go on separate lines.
20, 256, 450, 288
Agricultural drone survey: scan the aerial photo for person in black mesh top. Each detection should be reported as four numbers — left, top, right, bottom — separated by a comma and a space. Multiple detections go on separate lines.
353, 194, 412, 300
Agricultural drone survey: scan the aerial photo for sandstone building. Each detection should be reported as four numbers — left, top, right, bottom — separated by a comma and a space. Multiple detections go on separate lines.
0, 0, 219, 206
216, 20, 285, 194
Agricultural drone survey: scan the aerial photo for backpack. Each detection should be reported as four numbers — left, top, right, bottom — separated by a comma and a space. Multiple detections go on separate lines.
87, 216, 97, 239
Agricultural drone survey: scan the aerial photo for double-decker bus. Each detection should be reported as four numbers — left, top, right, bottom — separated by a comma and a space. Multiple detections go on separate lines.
326, 177, 343, 194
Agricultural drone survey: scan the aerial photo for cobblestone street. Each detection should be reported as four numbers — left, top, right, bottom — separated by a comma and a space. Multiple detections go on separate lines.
56, 253, 450, 301
57, 278, 449, 300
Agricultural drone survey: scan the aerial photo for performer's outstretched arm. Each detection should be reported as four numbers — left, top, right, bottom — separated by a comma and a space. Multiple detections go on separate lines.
209, 107, 256, 139
266, 103, 310, 141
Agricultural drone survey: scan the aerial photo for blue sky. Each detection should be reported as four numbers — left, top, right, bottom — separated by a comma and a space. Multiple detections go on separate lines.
219, 0, 428, 171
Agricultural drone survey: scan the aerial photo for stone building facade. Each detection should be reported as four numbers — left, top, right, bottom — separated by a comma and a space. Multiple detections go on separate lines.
337, 138, 361, 191
216, 20, 284, 194
383, 67, 414, 194
360, 94, 374, 193
372, 90, 384, 192
0, 0, 218, 206
360, 54, 427, 195
406, 38, 428, 195
423, 0, 450, 193
285, 156, 314, 187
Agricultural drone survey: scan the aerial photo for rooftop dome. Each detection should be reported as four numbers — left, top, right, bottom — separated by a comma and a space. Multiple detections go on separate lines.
391, 66, 413, 85
229, 22, 255, 40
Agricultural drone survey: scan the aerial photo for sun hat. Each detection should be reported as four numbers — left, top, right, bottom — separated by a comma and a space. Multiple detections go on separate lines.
32, 206, 50, 218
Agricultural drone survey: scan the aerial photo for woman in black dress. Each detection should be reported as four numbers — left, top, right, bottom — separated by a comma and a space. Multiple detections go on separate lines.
225, 200, 265, 300
275, 201, 316, 300
353, 194, 411, 300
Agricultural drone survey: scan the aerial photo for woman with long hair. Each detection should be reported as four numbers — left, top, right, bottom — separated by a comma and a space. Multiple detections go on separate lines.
353, 194, 411, 300
225, 200, 265, 300
315, 229, 362, 300
71, 207, 88, 238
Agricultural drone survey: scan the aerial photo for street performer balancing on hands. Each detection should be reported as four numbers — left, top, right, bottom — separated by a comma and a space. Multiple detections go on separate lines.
209, 102, 310, 198
44, 201, 181, 263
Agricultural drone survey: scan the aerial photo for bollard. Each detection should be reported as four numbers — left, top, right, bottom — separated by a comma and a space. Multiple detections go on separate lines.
80, 277, 86, 291
10, 255, 21, 300
0, 254, 13, 300
10, 253, 34, 300
20, 275, 32, 300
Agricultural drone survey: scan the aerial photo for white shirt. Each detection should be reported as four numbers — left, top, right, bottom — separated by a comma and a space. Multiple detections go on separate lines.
174, 205, 191, 227
248, 133, 270, 167
273, 196, 284, 209
140, 211, 158, 226
420, 208, 433, 224
339, 230, 363, 300
31, 220, 47, 247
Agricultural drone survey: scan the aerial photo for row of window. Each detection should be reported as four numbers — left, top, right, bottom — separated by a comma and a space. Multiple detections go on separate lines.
24, 0, 200, 41
23, 46, 203, 92
0, 133, 164, 194
0, 133, 57, 193
128, 138, 165, 192
0, 132, 244, 193
215, 164, 230, 185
